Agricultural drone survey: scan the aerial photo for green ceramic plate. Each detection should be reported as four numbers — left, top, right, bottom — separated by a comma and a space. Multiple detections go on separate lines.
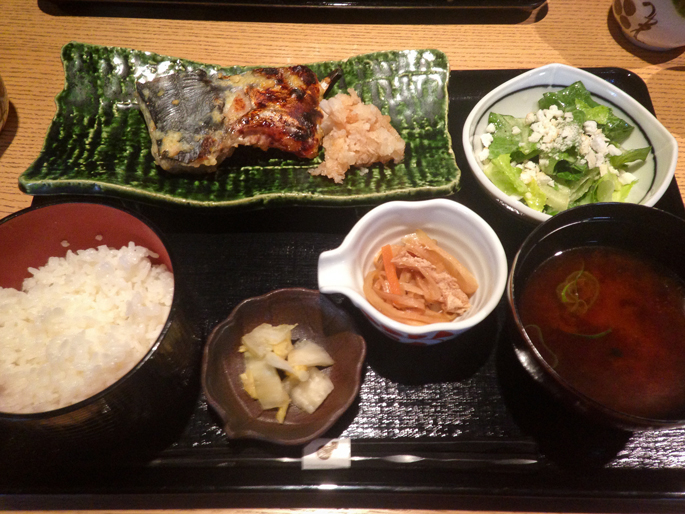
20, 42, 459, 208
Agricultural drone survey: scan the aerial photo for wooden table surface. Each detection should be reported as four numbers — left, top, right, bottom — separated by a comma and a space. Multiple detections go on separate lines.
1, 0, 685, 220
1, 0, 685, 512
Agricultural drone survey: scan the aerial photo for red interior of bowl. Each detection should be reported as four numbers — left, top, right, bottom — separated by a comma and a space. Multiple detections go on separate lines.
0, 203, 170, 290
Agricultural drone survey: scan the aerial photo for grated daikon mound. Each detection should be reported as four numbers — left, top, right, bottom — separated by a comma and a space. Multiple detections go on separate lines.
0, 242, 174, 414
309, 88, 405, 184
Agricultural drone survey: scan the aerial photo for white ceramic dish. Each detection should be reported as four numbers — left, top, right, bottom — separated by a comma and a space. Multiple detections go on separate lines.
462, 63, 678, 224
317, 199, 507, 345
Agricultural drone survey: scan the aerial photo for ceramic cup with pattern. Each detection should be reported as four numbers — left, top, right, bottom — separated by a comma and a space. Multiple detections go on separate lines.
612, 0, 685, 51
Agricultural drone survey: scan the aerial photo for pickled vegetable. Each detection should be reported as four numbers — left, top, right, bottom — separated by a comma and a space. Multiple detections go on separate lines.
238, 323, 334, 422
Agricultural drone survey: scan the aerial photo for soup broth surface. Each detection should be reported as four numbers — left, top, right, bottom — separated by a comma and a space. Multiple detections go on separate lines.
519, 246, 685, 420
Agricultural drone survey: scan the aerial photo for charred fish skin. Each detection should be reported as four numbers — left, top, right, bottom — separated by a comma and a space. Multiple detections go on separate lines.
135, 65, 328, 174
233, 66, 325, 160
135, 69, 236, 173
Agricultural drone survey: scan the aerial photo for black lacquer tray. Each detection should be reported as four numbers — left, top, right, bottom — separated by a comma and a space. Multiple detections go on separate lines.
45, 0, 546, 25
49, 0, 545, 13
3, 68, 685, 512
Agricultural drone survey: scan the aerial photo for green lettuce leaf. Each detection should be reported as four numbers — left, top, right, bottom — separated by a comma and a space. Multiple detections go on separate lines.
555, 169, 585, 182
483, 153, 528, 197
539, 81, 592, 111
569, 169, 601, 202
614, 181, 635, 202
609, 146, 651, 168
602, 116, 634, 144
538, 81, 634, 143
483, 80, 648, 214
486, 113, 538, 159
540, 183, 570, 212
595, 175, 618, 202
551, 154, 587, 181
523, 179, 546, 212
593, 173, 635, 203
575, 98, 610, 125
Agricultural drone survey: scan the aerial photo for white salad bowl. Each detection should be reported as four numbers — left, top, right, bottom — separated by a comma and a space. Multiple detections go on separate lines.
462, 63, 678, 224
317, 199, 507, 345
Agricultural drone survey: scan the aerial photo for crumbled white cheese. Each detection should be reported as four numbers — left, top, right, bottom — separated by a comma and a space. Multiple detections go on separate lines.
524, 106, 581, 154
583, 120, 599, 135
541, 125, 559, 145
560, 125, 577, 141
518, 159, 556, 189
586, 150, 597, 169
547, 104, 562, 116
607, 144, 622, 156
591, 133, 609, 154
520, 168, 535, 184
536, 171, 554, 187
599, 163, 622, 178
478, 100, 635, 198
519, 161, 540, 185
619, 171, 637, 185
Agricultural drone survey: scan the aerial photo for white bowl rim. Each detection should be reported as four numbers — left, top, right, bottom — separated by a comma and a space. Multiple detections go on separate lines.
462, 62, 679, 224
319, 198, 508, 337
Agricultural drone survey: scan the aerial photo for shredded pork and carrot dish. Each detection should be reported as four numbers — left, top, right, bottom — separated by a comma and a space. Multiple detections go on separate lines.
363, 230, 478, 326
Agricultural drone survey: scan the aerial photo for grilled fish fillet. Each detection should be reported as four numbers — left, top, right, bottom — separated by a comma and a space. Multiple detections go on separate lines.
135, 66, 332, 173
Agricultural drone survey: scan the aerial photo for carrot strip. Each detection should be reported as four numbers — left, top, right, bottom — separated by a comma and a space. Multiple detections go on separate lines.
364, 232, 475, 326
381, 245, 403, 295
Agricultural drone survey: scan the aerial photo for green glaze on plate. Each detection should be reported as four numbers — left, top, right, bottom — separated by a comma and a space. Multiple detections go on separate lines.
20, 42, 459, 208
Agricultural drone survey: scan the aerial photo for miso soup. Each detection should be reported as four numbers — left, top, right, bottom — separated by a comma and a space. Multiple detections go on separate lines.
519, 246, 685, 420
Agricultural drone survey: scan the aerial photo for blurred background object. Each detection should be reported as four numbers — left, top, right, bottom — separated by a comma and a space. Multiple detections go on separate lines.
0, 73, 8, 132
612, 0, 685, 50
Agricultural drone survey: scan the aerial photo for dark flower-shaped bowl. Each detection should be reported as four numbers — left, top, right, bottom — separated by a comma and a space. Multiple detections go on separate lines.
202, 288, 366, 445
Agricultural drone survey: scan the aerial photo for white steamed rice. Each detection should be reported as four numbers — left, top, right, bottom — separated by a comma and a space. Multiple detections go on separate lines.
0, 242, 174, 414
